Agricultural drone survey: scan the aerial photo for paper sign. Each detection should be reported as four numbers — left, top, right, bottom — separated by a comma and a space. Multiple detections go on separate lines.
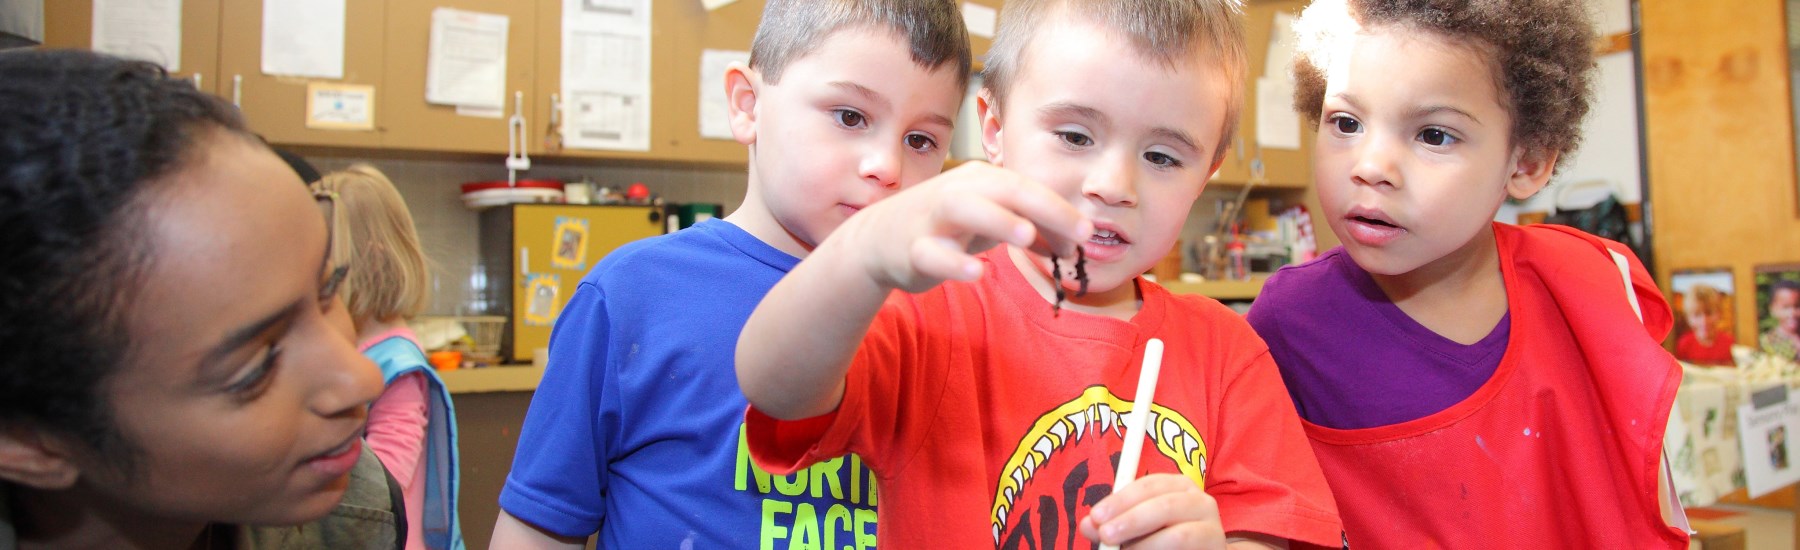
1255, 77, 1300, 150
305, 82, 375, 130
92, 0, 183, 71
1739, 384, 1800, 498
963, 3, 998, 39
261, 0, 345, 78
427, 8, 510, 110
699, 49, 750, 140
562, 0, 652, 151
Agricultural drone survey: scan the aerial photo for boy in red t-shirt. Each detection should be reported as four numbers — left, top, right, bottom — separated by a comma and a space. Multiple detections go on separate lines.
734, 1, 1342, 548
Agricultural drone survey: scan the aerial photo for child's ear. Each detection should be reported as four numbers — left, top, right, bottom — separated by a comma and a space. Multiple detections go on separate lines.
725, 64, 761, 146
0, 425, 81, 490
1505, 148, 1559, 200
977, 89, 1003, 165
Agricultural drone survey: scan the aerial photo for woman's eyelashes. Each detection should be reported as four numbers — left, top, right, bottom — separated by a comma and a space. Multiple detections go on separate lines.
228, 344, 282, 400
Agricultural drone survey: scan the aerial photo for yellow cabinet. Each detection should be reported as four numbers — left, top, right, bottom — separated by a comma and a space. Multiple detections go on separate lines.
217, 0, 386, 148
43, 0, 222, 92
381, 0, 538, 153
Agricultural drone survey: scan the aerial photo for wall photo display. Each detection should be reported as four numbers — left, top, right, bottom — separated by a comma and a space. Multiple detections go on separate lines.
1672, 268, 1738, 366
1754, 264, 1800, 362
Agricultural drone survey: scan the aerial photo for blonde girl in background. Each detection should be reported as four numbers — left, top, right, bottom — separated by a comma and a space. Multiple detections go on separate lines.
316, 165, 465, 550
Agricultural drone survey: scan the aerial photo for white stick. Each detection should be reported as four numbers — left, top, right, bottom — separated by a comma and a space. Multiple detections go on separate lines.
1099, 338, 1164, 550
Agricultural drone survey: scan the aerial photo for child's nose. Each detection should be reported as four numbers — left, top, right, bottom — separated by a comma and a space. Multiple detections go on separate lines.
1350, 138, 1401, 188
1083, 152, 1138, 207
858, 143, 902, 189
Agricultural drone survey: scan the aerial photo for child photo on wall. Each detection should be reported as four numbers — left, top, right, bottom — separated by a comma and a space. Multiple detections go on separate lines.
1672, 268, 1738, 366
1754, 264, 1800, 362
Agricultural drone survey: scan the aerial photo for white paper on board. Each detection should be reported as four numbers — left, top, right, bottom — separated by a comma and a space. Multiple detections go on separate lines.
261, 0, 345, 79
699, 49, 750, 140
92, 0, 183, 72
1255, 77, 1301, 150
1739, 386, 1800, 498
561, 0, 652, 151
963, 3, 997, 39
426, 8, 510, 110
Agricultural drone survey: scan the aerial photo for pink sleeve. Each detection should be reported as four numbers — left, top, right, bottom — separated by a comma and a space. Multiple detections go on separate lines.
366, 371, 431, 491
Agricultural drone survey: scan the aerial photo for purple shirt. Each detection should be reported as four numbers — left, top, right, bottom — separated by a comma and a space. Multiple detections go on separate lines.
1246, 247, 1509, 430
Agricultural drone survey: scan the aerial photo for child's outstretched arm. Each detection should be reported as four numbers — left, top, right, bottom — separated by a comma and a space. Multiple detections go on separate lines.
736, 162, 1090, 420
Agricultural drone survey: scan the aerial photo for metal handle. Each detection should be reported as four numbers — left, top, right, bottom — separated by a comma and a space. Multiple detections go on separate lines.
544, 92, 563, 152
506, 91, 531, 184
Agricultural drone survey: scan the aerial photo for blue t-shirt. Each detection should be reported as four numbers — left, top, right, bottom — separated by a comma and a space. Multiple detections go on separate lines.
1246, 247, 1509, 430
500, 219, 879, 548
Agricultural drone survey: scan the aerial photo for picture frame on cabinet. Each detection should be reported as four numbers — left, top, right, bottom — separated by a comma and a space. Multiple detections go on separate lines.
1672, 268, 1738, 366
1753, 264, 1800, 362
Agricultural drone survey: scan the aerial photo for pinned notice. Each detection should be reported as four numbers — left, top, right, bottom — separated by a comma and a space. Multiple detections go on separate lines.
305, 82, 375, 130
427, 8, 510, 110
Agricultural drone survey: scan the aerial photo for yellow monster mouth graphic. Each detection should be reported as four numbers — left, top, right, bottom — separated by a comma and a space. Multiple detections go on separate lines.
990, 385, 1208, 544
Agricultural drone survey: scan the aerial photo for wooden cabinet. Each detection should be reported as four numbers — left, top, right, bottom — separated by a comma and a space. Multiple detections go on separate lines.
381, 0, 538, 153
532, 0, 757, 165
42, 0, 222, 92
1212, 0, 1312, 189
216, 0, 386, 148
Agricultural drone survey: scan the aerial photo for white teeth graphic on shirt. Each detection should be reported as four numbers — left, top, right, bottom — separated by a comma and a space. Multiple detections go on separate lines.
989, 386, 1210, 543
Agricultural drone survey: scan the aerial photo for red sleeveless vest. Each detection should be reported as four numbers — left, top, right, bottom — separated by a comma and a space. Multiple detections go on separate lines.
1306, 224, 1686, 549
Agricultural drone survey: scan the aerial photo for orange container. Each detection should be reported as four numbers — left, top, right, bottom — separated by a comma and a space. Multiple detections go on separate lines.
428, 350, 463, 372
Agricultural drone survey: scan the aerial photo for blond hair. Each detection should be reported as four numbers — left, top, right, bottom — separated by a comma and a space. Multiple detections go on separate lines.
314, 164, 430, 324
981, 0, 1248, 167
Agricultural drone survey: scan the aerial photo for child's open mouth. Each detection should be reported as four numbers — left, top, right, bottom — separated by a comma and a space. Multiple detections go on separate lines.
1090, 229, 1128, 246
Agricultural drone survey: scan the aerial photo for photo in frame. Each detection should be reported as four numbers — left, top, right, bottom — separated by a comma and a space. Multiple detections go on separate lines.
1753, 264, 1800, 362
1671, 268, 1738, 366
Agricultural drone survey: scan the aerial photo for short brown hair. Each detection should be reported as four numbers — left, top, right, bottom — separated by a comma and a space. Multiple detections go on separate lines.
750, 0, 973, 90
981, 0, 1248, 167
1290, 0, 1596, 170
314, 164, 430, 324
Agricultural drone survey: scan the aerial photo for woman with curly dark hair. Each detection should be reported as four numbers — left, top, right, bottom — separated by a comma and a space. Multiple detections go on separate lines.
0, 49, 406, 549
1244, 0, 1688, 547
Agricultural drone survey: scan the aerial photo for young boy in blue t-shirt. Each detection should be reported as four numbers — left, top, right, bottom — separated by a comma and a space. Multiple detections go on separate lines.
490, 1, 972, 547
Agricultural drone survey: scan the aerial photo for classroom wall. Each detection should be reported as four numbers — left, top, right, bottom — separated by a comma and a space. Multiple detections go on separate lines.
1642, 0, 1800, 345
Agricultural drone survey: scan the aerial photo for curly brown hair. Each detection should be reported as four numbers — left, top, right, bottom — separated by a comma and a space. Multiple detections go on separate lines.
1290, 0, 1595, 169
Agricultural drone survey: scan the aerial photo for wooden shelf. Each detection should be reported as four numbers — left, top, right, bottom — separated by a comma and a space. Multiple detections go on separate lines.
440, 365, 544, 394
1159, 274, 1269, 301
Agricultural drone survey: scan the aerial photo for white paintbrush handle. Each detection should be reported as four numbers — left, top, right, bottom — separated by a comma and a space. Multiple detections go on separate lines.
1099, 338, 1164, 550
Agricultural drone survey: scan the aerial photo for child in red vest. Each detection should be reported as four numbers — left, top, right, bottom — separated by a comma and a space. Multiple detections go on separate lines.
1247, 0, 1687, 547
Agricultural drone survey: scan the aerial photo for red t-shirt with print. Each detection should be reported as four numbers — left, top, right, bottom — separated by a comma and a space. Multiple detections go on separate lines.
746, 247, 1341, 548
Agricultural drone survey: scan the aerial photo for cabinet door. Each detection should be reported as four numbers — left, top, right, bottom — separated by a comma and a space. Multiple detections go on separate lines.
1210, 0, 1312, 189
43, 0, 222, 92
380, 0, 536, 154
217, 0, 385, 148
534, 0, 754, 164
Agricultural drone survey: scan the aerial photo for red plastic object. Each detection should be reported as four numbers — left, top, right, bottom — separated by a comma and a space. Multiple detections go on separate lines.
625, 182, 650, 201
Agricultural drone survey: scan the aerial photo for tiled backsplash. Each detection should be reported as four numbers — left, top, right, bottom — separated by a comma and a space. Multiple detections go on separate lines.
303, 153, 750, 315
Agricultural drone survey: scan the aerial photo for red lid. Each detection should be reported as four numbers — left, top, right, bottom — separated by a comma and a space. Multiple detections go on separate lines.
460, 179, 564, 194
